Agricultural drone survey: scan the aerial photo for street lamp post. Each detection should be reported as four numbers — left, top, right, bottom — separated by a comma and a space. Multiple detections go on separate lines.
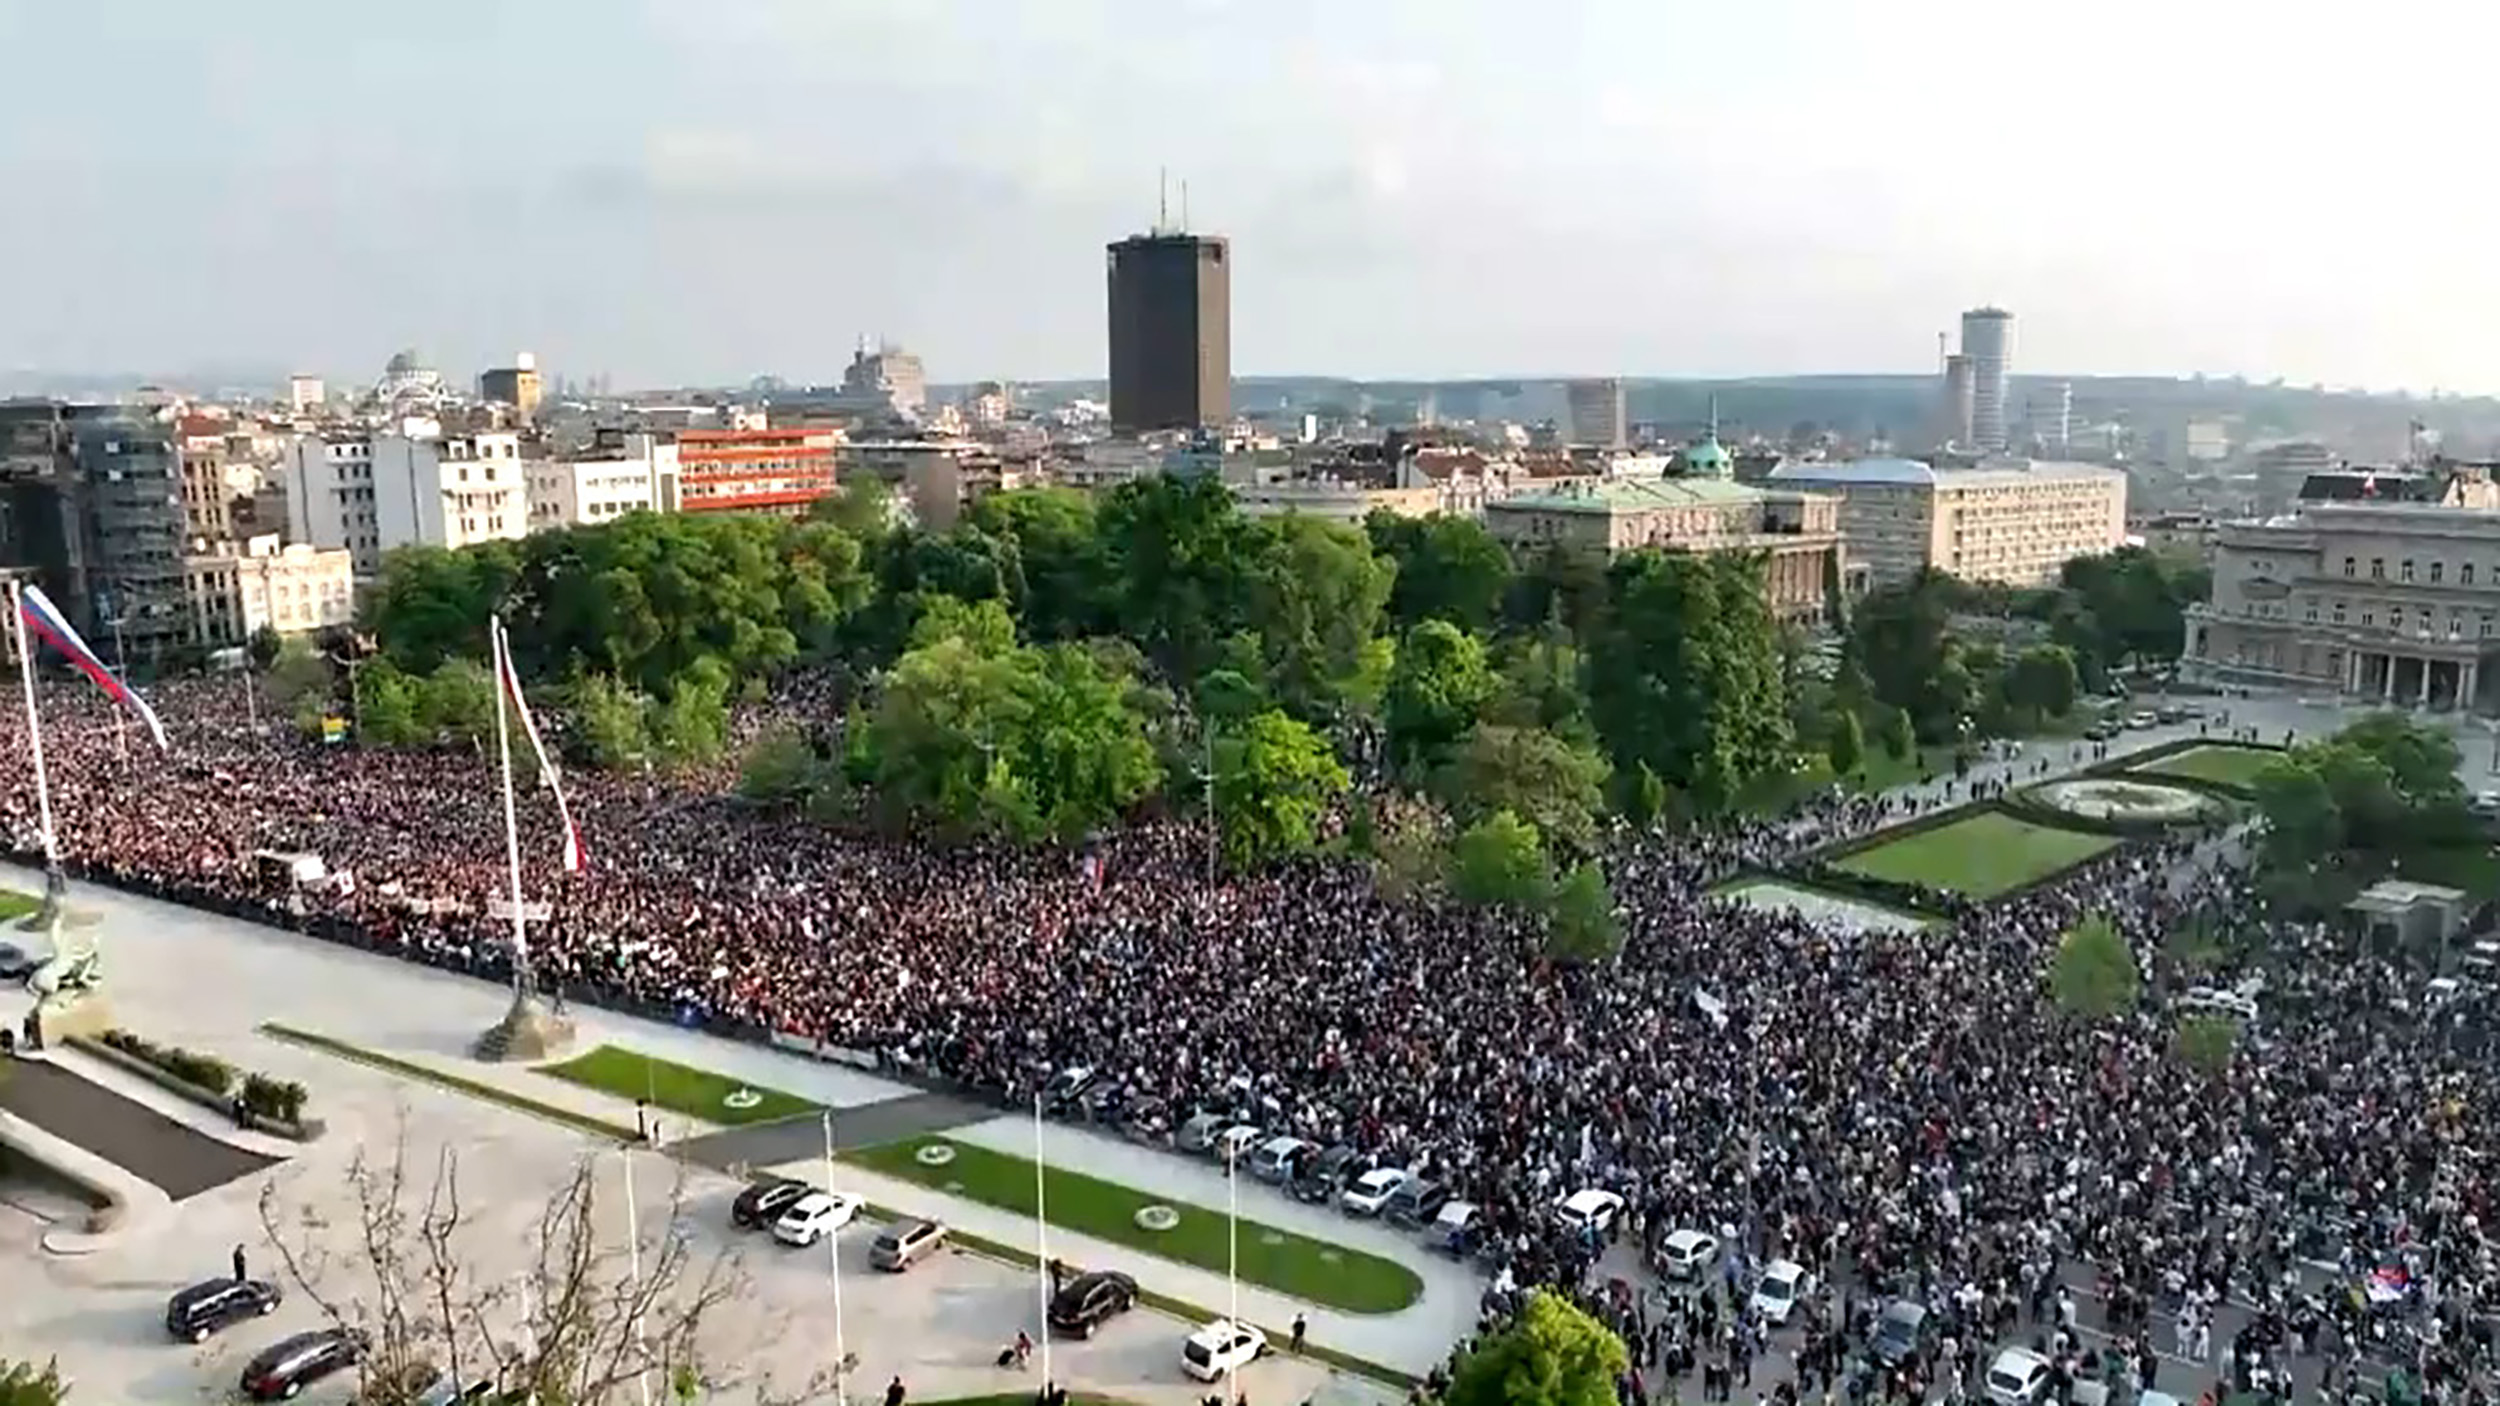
1191, 727, 1218, 888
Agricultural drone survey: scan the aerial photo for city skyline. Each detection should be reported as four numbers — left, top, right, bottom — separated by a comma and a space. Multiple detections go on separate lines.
5, 0, 2497, 394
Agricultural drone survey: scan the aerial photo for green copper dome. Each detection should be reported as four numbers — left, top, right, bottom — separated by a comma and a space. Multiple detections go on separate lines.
1683, 434, 1732, 478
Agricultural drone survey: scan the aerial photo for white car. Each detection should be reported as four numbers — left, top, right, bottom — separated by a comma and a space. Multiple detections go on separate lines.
1749, 1259, 1812, 1325
1655, 1227, 1720, 1281
1213, 1124, 1264, 1166
1985, 1347, 2053, 1406
1339, 1167, 1410, 1216
1181, 1318, 1268, 1381
1554, 1188, 1626, 1235
770, 1190, 862, 1247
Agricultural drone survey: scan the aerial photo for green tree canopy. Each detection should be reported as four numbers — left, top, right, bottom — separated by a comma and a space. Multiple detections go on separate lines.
1587, 551, 1792, 814
266, 635, 332, 712
1385, 619, 1495, 777
2049, 916, 2140, 1021
2177, 1012, 2238, 1078
1434, 722, 1610, 856
0, 1356, 69, 1406
1243, 513, 1396, 723
1444, 1290, 1628, 1406
1448, 808, 1553, 910
353, 656, 425, 747
1211, 708, 1350, 870
737, 724, 819, 805
1367, 510, 1512, 634
1545, 861, 1622, 964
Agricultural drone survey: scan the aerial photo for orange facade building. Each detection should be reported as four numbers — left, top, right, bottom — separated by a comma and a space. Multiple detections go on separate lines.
674, 427, 840, 515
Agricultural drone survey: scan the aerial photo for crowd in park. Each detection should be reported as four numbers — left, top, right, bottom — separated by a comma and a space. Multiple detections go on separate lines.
4, 484, 2485, 1406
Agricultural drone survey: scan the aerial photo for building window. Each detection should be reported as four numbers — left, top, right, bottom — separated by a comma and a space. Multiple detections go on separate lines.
2362, 609, 2375, 627
2373, 558, 2386, 579
2333, 601, 2346, 624
2432, 561, 2445, 583
2469, 564, 2479, 586
2304, 599, 2319, 623
2403, 559, 2417, 582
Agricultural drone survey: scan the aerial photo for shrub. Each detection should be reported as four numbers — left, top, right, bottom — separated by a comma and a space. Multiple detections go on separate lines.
240, 1073, 309, 1124
100, 1028, 237, 1097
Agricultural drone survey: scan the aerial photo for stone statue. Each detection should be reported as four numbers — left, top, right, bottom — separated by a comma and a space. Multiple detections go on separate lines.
19, 867, 112, 1042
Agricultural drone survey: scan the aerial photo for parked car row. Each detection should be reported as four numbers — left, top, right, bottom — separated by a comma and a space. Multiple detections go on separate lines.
730, 1174, 952, 1273
166, 1276, 510, 1403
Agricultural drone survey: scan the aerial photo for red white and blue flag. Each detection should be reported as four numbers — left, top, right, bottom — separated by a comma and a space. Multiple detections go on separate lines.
489, 616, 585, 872
15, 582, 168, 751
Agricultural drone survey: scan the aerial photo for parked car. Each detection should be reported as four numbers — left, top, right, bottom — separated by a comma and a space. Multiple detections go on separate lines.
731, 1176, 812, 1231
241, 1328, 367, 1401
1180, 1319, 1268, 1381
1042, 1064, 1097, 1112
1985, 1347, 2053, 1406
1048, 1269, 1139, 1338
1749, 1259, 1813, 1326
869, 1218, 948, 1271
1871, 1300, 1931, 1367
1554, 1188, 1626, 1236
1249, 1135, 1315, 1183
2125, 710, 2160, 730
771, 1190, 863, 1248
165, 1277, 282, 1343
1339, 1167, 1410, 1216
1654, 1228, 1720, 1283
1290, 1144, 1361, 1203
1213, 1124, 1264, 1167
1425, 1200, 1483, 1255
1176, 1111, 1227, 1154
1385, 1175, 1451, 1229
0, 941, 39, 981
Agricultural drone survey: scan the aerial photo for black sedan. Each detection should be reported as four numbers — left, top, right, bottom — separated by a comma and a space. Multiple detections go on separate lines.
164, 1276, 282, 1343
0, 941, 41, 982
731, 1176, 811, 1231
240, 1327, 366, 1401
1047, 1269, 1139, 1338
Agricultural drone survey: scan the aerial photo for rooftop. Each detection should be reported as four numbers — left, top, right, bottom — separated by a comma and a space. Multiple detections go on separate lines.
1497, 476, 1777, 515
1767, 456, 2123, 488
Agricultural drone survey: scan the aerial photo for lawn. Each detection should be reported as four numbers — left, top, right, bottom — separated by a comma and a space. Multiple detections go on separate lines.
2133, 744, 2281, 793
0, 889, 36, 922
537, 1044, 819, 1126
1833, 811, 2120, 899
846, 1136, 1424, 1315
1743, 744, 1957, 815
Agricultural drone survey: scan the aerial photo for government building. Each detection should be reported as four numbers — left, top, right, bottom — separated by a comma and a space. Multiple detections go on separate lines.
2185, 464, 2500, 711
1762, 456, 2128, 588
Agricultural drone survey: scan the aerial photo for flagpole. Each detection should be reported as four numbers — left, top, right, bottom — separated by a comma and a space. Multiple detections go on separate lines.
822, 1110, 849, 1406
1034, 1092, 1052, 1392
7, 580, 59, 873
618, 1143, 652, 1406
1227, 1141, 1239, 1333
489, 617, 529, 1000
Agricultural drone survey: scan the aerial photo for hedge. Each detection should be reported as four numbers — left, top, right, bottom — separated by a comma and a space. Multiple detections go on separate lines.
85, 1028, 315, 1136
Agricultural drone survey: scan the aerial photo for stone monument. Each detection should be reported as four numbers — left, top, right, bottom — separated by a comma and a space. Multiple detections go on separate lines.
472, 988, 576, 1062
20, 867, 112, 1045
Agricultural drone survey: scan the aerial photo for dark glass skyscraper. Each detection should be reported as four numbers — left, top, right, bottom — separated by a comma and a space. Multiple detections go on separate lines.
1106, 232, 1230, 432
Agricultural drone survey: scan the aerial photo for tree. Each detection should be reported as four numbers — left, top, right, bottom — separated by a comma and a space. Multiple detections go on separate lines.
1367, 511, 1512, 634
1448, 809, 1553, 910
649, 664, 732, 770
246, 624, 284, 671
2005, 644, 2080, 723
0, 1358, 68, 1406
569, 673, 651, 770
966, 487, 1109, 641
1242, 513, 1396, 722
1385, 620, 1495, 777
1434, 722, 1610, 855
1368, 798, 1449, 903
1586, 551, 1792, 814
2177, 1013, 2238, 1078
1211, 709, 1350, 870
2049, 916, 2140, 1021
419, 658, 497, 748
354, 657, 427, 748
1096, 474, 1259, 686
267, 635, 332, 712
1877, 706, 1915, 763
2252, 753, 2341, 868
1545, 862, 1622, 964
252, 1126, 835, 1406
809, 475, 896, 540
1826, 708, 1864, 779
1444, 1289, 1628, 1406
738, 725, 819, 806
363, 541, 518, 674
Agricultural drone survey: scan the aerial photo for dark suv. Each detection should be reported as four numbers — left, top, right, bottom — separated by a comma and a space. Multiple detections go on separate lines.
1290, 1144, 1361, 1204
1384, 1175, 1450, 1229
731, 1177, 811, 1231
240, 1327, 366, 1401
1047, 1269, 1138, 1338
165, 1277, 281, 1343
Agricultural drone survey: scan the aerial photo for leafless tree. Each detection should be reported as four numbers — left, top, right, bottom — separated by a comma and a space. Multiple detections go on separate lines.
255, 1112, 838, 1405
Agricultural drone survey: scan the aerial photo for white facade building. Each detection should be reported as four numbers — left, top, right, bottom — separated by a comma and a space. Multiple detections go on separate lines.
185, 534, 356, 647
283, 429, 527, 576
527, 434, 676, 530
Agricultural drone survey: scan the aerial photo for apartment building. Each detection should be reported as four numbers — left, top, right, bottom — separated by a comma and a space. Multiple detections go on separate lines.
285, 428, 528, 576
0, 400, 190, 659
527, 433, 677, 529
184, 533, 356, 647
677, 426, 841, 515
836, 438, 1006, 531
1764, 457, 2127, 587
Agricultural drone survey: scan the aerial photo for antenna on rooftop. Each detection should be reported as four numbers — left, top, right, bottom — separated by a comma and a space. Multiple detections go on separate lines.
1180, 179, 1191, 231
1937, 330, 1948, 373
1157, 167, 1169, 234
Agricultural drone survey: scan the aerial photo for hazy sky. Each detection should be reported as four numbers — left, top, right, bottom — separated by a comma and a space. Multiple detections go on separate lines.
3, 0, 2493, 393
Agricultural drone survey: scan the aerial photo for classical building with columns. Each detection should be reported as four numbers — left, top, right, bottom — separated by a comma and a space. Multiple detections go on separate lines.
2184, 465, 2500, 711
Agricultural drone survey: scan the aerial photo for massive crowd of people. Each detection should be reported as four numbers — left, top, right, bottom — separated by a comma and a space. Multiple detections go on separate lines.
5, 676, 2496, 1406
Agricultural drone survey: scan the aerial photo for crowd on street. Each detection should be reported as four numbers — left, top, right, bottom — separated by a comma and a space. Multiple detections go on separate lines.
6, 678, 2496, 1406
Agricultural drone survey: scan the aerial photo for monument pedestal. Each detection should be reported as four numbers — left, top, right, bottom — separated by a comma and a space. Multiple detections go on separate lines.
472, 993, 576, 1063
31, 992, 114, 1048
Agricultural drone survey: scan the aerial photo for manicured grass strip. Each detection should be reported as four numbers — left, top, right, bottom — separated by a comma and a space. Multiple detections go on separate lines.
1833, 811, 2119, 900
2132, 744, 2281, 793
538, 1043, 818, 1126
848, 1136, 1422, 1315
0, 889, 37, 922
260, 1023, 639, 1143
1713, 876, 1940, 931
259, 1025, 1416, 1389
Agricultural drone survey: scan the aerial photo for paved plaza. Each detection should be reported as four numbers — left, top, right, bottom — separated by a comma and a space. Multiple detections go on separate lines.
0, 877, 1424, 1404
1714, 877, 1933, 933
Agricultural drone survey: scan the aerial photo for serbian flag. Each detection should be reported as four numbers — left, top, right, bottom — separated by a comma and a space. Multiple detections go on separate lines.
16, 582, 168, 751
488, 616, 585, 872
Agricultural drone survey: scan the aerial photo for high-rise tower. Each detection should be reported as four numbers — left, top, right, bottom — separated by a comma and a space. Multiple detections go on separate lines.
1106, 206, 1231, 433
1960, 307, 2013, 453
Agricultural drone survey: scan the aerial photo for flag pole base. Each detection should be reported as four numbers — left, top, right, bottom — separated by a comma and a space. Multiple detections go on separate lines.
473, 992, 576, 1063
